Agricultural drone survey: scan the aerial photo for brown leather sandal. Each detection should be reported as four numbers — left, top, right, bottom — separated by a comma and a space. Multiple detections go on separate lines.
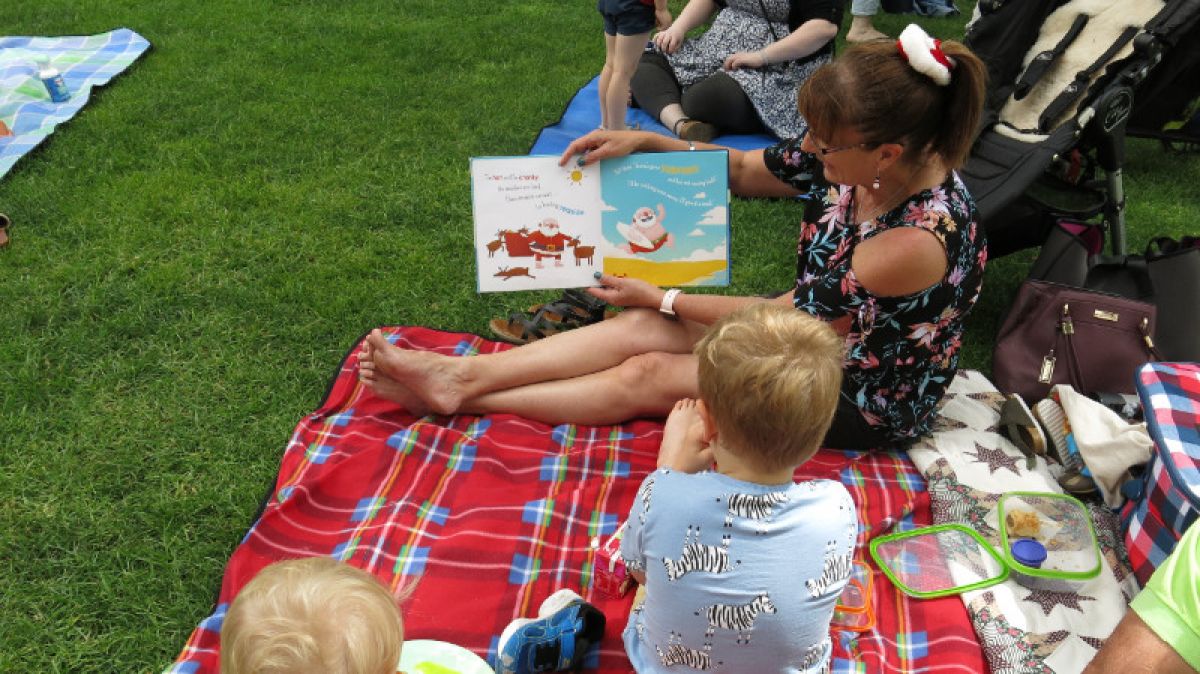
488, 309, 568, 345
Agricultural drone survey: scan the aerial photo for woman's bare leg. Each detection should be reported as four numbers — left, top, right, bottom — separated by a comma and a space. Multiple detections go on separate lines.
358, 341, 433, 415
658, 103, 686, 135
364, 309, 703, 416
457, 351, 701, 424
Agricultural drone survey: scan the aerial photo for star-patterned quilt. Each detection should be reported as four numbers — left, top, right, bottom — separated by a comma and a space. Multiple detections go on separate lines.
907, 370, 1140, 674
166, 326, 987, 673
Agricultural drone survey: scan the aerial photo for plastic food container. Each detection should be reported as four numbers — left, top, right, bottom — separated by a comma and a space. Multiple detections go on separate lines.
869, 524, 1010, 599
998, 492, 1101, 591
869, 492, 1103, 599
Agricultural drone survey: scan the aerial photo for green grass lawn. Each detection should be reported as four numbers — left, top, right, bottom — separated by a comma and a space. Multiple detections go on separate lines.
0, 1, 1196, 671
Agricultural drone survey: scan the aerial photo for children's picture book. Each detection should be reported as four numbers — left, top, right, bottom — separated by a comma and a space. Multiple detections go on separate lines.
470, 151, 729, 292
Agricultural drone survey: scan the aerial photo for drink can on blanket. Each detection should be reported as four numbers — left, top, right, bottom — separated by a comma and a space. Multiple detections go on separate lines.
592, 521, 634, 598
1121, 362, 1200, 586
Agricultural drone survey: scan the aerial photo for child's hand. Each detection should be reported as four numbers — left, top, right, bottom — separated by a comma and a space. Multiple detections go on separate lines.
655, 8, 673, 31
723, 50, 768, 71
653, 26, 685, 54
658, 399, 713, 473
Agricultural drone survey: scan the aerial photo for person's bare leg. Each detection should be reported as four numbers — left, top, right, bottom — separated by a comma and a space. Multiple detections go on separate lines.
456, 351, 701, 424
846, 15, 888, 43
365, 309, 700, 416
657, 399, 712, 471
658, 103, 687, 136
357, 341, 433, 415
598, 33, 617, 129
604, 32, 649, 131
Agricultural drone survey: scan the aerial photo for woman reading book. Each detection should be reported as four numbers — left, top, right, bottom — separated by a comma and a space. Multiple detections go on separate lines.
358, 26, 987, 450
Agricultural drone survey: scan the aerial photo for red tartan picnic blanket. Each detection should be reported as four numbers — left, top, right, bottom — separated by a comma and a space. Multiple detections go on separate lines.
167, 327, 984, 673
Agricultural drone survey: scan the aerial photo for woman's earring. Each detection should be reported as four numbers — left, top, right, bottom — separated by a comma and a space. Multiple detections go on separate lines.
871, 173, 881, 190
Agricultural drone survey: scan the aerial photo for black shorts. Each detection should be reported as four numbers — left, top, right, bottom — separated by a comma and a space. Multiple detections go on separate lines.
597, 0, 655, 36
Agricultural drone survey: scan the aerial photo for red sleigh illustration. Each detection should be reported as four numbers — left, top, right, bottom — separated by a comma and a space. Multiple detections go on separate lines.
485, 219, 595, 268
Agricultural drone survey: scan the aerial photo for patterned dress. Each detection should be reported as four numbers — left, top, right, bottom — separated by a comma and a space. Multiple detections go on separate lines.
665, 0, 838, 138
763, 136, 988, 443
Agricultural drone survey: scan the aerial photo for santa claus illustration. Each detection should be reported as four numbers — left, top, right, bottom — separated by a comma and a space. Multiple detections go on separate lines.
528, 217, 574, 268
617, 204, 674, 254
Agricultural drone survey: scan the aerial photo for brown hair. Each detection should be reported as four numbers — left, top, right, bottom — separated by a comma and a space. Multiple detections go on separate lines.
797, 37, 986, 169
694, 304, 843, 472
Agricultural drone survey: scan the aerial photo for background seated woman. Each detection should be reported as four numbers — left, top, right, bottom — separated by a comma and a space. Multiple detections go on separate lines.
631, 0, 841, 141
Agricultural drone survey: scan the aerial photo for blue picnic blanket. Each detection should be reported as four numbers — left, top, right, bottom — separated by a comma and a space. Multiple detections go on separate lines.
529, 75, 778, 157
0, 28, 150, 178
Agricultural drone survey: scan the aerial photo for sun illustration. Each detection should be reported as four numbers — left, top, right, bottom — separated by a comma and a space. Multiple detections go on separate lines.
567, 168, 585, 186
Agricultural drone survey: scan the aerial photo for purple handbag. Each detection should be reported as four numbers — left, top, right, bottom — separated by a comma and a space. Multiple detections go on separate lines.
993, 279, 1160, 402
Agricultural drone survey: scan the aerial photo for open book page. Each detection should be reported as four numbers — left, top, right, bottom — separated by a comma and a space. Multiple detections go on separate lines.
471, 151, 729, 292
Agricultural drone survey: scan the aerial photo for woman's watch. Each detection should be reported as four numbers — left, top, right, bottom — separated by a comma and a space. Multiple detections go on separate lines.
659, 288, 682, 316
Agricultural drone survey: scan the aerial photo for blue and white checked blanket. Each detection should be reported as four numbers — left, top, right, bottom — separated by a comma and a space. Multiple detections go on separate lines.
0, 28, 150, 178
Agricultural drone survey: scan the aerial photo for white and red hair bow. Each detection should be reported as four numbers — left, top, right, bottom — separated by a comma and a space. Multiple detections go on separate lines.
896, 24, 955, 86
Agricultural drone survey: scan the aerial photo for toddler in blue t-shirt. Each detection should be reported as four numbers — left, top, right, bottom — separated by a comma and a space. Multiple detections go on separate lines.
622, 303, 858, 673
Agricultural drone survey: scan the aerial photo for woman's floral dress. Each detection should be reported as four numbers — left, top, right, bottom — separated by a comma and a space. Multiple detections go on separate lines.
764, 136, 988, 443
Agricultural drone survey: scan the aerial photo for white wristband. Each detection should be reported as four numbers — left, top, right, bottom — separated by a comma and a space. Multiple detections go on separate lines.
660, 288, 682, 316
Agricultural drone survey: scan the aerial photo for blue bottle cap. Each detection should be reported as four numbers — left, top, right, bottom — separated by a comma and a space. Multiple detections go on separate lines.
1010, 538, 1047, 568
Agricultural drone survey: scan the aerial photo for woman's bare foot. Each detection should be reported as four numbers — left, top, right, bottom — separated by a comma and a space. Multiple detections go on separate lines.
358, 342, 434, 415
364, 330, 470, 416
658, 399, 712, 473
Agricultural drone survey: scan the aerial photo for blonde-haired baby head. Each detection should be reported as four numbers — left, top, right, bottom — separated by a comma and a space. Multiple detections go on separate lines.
694, 303, 843, 472
221, 557, 404, 674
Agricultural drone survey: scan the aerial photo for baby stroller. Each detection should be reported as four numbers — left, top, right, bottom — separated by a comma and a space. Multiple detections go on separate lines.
959, 0, 1200, 258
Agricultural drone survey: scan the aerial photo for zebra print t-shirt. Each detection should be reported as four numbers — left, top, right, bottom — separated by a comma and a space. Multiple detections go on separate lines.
621, 469, 856, 673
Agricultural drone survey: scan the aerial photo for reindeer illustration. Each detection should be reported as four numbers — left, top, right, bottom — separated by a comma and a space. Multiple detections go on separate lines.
572, 242, 595, 266
494, 266, 535, 281
485, 230, 507, 258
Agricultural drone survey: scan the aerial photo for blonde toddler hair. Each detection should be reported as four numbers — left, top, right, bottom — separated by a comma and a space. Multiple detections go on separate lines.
221, 556, 404, 674
695, 303, 843, 471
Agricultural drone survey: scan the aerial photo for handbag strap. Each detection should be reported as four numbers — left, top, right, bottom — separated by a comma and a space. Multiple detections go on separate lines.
1088, 254, 1156, 300
1058, 304, 1089, 393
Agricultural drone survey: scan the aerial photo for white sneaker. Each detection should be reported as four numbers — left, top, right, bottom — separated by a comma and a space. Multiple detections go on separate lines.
538, 588, 583, 618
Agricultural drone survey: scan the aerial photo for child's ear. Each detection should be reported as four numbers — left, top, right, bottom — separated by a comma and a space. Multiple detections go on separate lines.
695, 399, 719, 443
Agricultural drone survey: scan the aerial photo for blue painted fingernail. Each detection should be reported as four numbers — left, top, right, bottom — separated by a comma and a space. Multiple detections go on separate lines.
593, 271, 602, 279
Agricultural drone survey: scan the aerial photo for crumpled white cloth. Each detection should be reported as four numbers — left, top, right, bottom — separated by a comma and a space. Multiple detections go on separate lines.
1054, 384, 1155, 507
